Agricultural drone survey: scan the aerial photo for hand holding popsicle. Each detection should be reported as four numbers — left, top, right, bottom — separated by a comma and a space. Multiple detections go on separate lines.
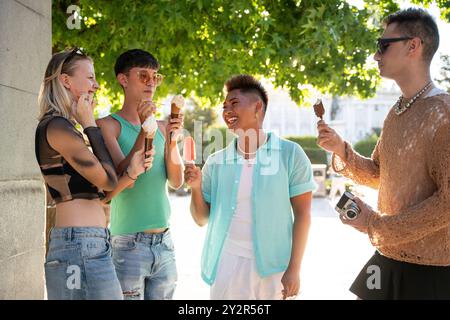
183, 136, 201, 189
315, 99, 346, 159
184, 163, 202, 190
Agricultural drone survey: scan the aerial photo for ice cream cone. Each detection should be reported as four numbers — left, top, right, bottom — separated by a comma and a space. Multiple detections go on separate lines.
170, 95, 185, 142
170, 95, 185, 119
170, 103, 181, 119
143, 132, 155, 173
145, 132, 155, 157
142, 116, 157, 166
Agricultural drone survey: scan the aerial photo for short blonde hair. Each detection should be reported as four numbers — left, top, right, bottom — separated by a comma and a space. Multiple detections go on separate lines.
38, 48, 92, 120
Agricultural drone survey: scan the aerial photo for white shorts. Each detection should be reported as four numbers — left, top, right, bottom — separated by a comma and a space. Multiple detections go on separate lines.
210, 250, 284, 300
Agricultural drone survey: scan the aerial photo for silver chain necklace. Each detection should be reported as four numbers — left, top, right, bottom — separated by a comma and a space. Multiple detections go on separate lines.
394, 82, 433, 116
236, 134, 268, 163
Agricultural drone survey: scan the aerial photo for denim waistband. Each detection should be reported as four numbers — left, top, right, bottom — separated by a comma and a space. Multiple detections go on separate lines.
116, 229, 170, 246
50, 227, 110, 241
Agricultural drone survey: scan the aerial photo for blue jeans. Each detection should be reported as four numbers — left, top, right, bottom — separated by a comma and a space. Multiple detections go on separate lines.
45, 227, 123, 300
111, 229, 178, 300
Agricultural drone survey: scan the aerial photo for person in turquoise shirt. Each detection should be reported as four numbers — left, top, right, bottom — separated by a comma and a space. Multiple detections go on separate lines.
185, 75, 316, 300
97, 49, 184, 300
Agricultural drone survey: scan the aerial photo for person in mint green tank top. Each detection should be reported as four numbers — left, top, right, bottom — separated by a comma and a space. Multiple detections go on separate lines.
97, 49, 184, 300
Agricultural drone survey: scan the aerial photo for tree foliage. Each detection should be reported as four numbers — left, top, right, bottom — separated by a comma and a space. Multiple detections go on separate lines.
285, 135, 328, 164
411, 0, 450, 22
354, 133, 378, 157
437, 54, 450, 92
52, 1, 449, 111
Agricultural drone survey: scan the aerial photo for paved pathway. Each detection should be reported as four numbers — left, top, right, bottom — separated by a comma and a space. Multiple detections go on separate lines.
170, 189, 378, 300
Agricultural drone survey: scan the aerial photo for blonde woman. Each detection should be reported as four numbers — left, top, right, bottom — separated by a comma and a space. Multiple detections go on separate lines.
35, 48, 153, 299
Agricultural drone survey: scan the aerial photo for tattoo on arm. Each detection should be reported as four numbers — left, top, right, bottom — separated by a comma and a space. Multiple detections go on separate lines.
71, 156, 96, 168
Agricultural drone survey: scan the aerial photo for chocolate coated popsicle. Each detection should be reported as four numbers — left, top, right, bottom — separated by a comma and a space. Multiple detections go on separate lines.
313, 99, 325, 120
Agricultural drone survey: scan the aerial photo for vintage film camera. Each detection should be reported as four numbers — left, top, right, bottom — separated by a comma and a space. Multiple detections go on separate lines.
335, 191, 360, 220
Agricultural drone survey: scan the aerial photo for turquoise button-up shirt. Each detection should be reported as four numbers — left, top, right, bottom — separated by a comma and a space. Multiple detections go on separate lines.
201, 132, 317, 285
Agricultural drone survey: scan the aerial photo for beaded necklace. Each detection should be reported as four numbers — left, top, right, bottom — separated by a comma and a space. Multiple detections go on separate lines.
394, 82, 433, 115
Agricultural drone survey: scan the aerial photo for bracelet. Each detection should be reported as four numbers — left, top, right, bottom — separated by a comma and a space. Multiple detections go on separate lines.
82, 126, 99, 134
125, 169, 137, 181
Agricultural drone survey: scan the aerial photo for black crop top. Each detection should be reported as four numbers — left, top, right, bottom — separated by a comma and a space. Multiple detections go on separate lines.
35, 114, 117, 204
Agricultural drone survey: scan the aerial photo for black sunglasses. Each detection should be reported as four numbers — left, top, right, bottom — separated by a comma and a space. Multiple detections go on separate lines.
63, 47, 87, 65
376, 37, 413, 55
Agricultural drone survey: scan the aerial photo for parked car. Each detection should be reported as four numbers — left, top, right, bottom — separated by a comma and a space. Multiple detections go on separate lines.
328, 173, 354, 200
312, 164, 327, 197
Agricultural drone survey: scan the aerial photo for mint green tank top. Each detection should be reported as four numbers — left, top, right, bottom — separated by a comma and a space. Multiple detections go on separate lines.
109, 113, 171, 235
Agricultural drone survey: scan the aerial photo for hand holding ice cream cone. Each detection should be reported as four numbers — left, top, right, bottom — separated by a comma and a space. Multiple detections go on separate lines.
137, 99, 157, 123
127, 148, 155, 185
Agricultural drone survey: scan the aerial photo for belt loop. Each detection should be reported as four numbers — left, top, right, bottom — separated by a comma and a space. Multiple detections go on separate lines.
136, 232, 141, 243
160, 228, 168, 244
148, 234, 153, 246
65, 228, 73, 241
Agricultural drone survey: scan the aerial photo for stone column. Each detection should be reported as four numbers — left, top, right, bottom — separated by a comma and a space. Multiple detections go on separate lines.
0, 0, 51, 299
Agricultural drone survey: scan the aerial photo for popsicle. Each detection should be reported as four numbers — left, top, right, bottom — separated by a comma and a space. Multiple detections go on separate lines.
183, 136, 196, 164
313, 99, 325, 120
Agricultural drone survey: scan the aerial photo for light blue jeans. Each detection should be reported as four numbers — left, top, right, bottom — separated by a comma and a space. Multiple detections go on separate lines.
45, 227, 123, 300
111, 229, 177, 300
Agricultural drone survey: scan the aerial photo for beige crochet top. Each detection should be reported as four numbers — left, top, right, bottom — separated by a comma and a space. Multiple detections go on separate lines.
332, 88, 450, 266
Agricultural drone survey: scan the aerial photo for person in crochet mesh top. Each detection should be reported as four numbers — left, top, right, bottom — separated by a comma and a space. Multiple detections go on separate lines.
317, 8, 450, 299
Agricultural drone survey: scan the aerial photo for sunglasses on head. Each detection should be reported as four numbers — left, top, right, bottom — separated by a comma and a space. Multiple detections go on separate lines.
376, 37, 413, 55
135, 70, 164, 87
44, 47, 87, 83
63, 47, 87, 65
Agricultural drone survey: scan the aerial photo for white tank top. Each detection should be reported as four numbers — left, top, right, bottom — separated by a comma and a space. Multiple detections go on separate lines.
224, 158, 256, 258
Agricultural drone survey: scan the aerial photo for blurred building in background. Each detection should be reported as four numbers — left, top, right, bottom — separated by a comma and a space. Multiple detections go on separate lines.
263, 81, 401, 143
